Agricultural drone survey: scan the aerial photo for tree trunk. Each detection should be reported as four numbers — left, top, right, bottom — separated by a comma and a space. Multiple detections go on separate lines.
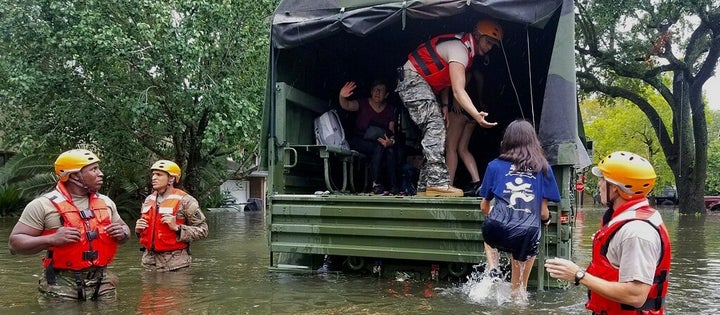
676, 176, 706, 214
673, 75, 708, 215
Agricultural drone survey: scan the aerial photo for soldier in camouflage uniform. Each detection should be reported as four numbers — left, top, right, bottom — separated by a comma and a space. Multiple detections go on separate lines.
9, 149, 130, 300
135, 160, 208, 272
396, 19, 501, 197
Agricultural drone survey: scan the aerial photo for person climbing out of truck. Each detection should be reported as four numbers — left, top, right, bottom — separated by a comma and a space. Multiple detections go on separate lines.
444, 19, 504, 196
477, 120, 560, 302
396, 18, 501, 197
339, 79, 401, 195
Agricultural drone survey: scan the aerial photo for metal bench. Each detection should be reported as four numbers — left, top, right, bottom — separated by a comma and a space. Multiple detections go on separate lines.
284, 144, 367, 193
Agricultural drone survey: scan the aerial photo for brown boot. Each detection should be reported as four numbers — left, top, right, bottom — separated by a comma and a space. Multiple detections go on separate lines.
425, 185, 463, 197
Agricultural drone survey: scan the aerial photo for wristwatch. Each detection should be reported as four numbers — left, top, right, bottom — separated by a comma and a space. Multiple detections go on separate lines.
574, 270, 586, 286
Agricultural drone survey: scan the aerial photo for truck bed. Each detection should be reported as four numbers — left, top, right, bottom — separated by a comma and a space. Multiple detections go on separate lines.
267, 193, 573, 288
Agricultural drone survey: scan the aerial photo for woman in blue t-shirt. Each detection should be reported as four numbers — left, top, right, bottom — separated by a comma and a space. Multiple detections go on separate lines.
477, 119, 561, 299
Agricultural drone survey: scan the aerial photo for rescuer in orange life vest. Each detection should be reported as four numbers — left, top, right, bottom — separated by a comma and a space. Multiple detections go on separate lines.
396, 18, 502, 197
8, 149, 131, 300
545, 151, 671, 314
135, 160, 208, 272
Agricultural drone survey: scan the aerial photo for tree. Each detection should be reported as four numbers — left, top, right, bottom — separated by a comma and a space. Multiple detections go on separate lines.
706, 110, 720, 195
575, 0, 720, 213
0, 0, 278, 208
0, 154, 56, 216
581, 94, 675, 188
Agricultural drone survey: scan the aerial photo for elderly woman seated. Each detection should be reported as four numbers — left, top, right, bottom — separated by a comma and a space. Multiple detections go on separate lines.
338, 79, 401, 195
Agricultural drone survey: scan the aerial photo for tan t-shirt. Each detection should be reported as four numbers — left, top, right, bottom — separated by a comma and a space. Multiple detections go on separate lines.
19, 193, 121, 231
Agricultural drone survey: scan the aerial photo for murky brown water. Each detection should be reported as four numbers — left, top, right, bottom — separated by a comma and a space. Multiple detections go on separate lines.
1, 206, 718, 314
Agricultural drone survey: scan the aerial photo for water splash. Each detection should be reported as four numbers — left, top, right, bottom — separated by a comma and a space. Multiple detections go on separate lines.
460, 264, 513, 305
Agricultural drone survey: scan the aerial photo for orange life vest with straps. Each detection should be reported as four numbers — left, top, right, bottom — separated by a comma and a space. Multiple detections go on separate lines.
407, 32, 476, 93
41, 182, 118, 270
139, 188, 188, 252
585, 198, 671, 315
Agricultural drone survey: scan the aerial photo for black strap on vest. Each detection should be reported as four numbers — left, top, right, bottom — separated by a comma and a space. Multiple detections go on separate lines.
70, 268, 106, 301
74, 271, 85, 301
411, 38, 452, 76
90, 268, 104, 301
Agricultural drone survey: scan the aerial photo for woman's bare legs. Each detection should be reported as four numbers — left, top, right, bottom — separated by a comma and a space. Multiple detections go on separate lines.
484, 242, 500, 270
510, 256, 536, 301
446, 111, 466, 185
458, 121, 479, 183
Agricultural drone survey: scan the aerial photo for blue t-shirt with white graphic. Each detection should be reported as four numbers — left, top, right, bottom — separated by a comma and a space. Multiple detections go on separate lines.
478, 158, 561, 260
479, 158, 561, 217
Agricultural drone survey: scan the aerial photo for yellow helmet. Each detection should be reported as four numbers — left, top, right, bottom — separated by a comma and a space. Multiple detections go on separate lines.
54, 149, 101, 182
474, 19, 504, 42
591, 151, 656, 200
151, 160, 181, 181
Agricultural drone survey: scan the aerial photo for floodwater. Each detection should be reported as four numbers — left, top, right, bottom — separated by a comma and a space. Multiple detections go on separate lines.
1, 206, 719, 314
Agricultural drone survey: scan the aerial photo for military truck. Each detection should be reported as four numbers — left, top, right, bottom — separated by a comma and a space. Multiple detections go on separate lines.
260, 0, 591, 290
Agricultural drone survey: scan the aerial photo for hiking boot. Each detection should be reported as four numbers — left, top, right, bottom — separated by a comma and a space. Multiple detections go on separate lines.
425, 185, 463, 197
415, 190, 425, 197
463, 181, 481, 197
372, 184, 385, 195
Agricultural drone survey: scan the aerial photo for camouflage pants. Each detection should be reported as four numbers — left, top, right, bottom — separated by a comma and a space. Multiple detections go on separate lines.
396, 70, 450, 189
38, 267, 118, 300
141, 248, 192, 272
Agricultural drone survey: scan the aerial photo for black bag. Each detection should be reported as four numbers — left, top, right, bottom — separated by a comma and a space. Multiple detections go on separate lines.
363, 124, 387, 140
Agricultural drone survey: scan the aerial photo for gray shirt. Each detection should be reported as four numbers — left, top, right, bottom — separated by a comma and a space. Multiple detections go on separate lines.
606, 220, 662, 285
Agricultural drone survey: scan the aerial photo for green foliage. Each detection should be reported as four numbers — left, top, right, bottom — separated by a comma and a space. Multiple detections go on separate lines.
0, 154, 57, 216
706, 110, 720, 195
202, 187, 236, 209
581, 84, 675, 194
0, 0, 279, 209
575, 0, 720, 212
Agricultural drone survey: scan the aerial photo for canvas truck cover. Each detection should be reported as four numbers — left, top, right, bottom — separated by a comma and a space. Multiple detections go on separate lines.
264, 0, 591, 169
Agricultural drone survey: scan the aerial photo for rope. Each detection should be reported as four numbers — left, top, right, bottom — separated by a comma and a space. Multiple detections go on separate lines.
526, 27, 536, 127
500, 27, 525, 121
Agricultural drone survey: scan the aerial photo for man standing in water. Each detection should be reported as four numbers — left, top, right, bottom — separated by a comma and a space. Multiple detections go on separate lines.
8, 149, 131, 300
135, 160, 208, 271
545, 151, 671, 314
396, 18, 501, 197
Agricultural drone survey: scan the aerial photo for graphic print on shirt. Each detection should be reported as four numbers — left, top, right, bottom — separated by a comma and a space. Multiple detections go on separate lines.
503, 165, 536, 214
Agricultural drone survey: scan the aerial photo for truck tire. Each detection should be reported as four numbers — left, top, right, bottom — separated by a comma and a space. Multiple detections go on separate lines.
660, 200, 676, 206
346, 256, 365, 271
447, 262, 470, 278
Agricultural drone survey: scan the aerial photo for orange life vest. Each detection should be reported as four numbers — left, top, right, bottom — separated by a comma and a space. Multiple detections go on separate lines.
585, 198, 671, 315
407, 32, 476, 93
138, 188, 188, 252
41, 182, 118, 270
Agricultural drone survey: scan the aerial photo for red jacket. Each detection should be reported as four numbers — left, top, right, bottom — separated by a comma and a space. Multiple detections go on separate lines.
139, 188, 188, 252
407, 32, 475, 93
585, 198, 671, 315
42, 182, 118, 270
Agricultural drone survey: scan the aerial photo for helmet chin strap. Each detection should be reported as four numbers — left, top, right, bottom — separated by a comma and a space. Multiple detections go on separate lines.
601, 182, 619, 226
68, 174, 92, 193
157, 178, 175, 195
